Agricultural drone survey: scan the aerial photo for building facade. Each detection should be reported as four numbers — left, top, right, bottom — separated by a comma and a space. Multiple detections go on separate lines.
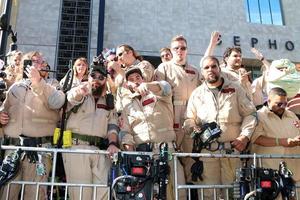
1, 0, 299, 79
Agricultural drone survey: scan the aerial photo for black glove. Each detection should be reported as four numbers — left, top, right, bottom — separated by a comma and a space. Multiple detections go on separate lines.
191, 159, 204, 182
19, 135, 39, 163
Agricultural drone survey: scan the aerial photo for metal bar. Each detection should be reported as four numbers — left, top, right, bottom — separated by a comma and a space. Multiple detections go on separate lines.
173, 153, 178, 200
92, 185, 97, 200
172, 152, 300, 159
200, 188, 204, 200
64, 185, 68, 200
226, 188, 229, 200
50, 150, 57, 200
35, 183, 40, 200
5, 183, 10, 200
79, 185, 83, 200
213, 188, 217, 199
20, 183, 25, 200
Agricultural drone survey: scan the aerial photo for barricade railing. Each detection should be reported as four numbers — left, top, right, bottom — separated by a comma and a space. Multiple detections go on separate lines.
173, 152, 300, 200
1, 145, 300, 200
1, 145, 110, 200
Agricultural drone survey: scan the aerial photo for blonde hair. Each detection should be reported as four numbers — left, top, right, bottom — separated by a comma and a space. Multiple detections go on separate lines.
73, 57, 89, 79
171, 35, 187, 46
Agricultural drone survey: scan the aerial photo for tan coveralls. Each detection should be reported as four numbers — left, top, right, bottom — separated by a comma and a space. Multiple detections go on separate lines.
64, 85, 119, 200
184, 76, 257, 199
0, 79, 65, 200
154, 61, 202, 184
115, 59, 155, 112
251, 107, 300, 199
120, 81, 186, 200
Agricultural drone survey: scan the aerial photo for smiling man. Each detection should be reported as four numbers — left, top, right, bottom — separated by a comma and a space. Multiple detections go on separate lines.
251, 87, 300, 191
184, 55, 257, 199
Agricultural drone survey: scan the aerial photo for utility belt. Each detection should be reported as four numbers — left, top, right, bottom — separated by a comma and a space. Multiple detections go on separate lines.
206, 141, 235, 154
4, 135, 52, 146
72, 133, 108, 150
173, 100, 187, 106
136, 141, 174, 152
53, 128, 108, 149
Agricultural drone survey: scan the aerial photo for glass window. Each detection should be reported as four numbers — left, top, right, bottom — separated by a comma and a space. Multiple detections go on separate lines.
244, 0, 284, 25
270, 0, 283, 25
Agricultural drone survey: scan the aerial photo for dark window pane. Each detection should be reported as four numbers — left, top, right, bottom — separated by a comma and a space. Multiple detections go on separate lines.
248, 0, 261, 23
259, 0, 272, 24
244, 0, 250, 22
270, 0, 283, 25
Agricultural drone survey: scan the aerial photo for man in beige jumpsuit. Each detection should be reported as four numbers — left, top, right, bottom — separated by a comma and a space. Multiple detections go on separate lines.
63, 65, 119, 200
108, 44, 155, 112
154, 35, 202, 185
120, 67, 186, 200
184, 56, 257, 199
0, 51, 65, 200
251, 87, 300, 199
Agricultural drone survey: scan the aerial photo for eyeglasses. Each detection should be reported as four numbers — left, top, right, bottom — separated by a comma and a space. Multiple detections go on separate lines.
172, 46, 187, 51
276, 102, 287, 108
90, 72, 106, 81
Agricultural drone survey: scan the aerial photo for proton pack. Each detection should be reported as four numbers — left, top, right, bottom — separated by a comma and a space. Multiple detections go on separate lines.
108, 143, 169, 200
233, 161, 296, 200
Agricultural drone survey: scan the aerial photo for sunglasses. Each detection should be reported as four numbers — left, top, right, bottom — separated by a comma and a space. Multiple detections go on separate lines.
276, 102, 287, 108
90, 72, 106, 81
173, 46, 187, 51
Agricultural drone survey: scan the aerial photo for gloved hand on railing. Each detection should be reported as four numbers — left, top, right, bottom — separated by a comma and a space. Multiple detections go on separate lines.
191, 159, 203, 182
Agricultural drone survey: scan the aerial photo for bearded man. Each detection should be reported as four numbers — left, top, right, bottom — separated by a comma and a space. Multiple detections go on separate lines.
63, 65, 119, 200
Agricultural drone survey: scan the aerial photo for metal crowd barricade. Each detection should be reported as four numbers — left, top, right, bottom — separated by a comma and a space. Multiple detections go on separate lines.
173, 152, 300, 200
1, 145, 111, 200
2, 145, 300, 200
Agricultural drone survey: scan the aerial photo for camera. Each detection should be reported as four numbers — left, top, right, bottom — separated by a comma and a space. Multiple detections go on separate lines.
191, 121, 222, 147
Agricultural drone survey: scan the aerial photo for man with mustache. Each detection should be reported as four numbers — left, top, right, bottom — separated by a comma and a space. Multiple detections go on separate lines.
63, 64, 119, 200
251, 87, 300, 197
184, 56, 257, 199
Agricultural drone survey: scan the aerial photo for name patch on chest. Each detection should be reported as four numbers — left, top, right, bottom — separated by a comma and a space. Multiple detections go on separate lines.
185, 69, 196, 75
97, 104, 108, 110
142, 98, 155, 106
221, 88, 235, 94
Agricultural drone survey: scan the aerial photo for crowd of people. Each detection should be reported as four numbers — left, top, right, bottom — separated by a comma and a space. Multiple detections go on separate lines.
0, 31, 299, 200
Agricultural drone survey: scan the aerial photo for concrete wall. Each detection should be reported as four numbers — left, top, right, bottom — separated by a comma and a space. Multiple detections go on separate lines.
103, 0, 300, 67
7, 0, 300, 71
14, 0, 61, 69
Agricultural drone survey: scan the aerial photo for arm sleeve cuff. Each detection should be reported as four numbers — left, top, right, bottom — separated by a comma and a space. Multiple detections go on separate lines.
158, 80, 171, 96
